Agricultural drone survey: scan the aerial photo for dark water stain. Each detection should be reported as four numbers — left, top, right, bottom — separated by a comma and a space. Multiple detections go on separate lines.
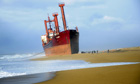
0, 72, 55, 84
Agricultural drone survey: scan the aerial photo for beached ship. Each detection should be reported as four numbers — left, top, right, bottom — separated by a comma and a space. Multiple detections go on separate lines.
41, 3, 79, 56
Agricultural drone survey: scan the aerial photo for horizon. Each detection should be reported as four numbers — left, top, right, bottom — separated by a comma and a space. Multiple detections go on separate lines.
0, 0, 140, 54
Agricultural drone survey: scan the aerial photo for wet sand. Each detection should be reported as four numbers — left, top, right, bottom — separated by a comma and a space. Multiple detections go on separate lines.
37, 64, 140, 84
0, 72, 55, 84
1, 47, 140, 84
35, 47, 140, 84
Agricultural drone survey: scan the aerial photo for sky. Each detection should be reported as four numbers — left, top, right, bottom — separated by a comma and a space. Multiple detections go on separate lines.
0, 0, 140, 54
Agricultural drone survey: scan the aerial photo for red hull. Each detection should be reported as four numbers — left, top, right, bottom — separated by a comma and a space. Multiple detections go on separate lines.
41, 3, 79, 56
43, 30, 79, 56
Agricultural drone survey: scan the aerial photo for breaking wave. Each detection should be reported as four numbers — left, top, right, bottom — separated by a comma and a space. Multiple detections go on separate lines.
0, 70, 26, 78
0, 59, 139, 78
0, 53, 45, 60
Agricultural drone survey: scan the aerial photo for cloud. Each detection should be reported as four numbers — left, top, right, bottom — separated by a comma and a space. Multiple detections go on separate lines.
1, 0, 17, 4
103, 16, 124, 22
80, 4, 106, 9
59, 0, 75, 5
0, 8, 30, 22
0, 0, 58, 9
59, 0, 104, 5
91, 15, 124, 25
0, 0, 140, 53
0, 7, 48, 30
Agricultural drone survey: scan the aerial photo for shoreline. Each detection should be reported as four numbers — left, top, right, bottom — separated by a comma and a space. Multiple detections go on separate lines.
35, 47, 140, 84
32, 50, 140, 63
1, 63, 139, 84
0, 72, 55, 84
1, 47, 139, 84
36, 64, 140, 84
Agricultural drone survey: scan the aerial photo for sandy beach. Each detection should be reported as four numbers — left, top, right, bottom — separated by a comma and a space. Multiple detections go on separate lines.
37, 64, 140, 84
1, 0, 140, 84
34, 47, 140, 84
32, 47, 140, 63
1, 47, 139, 84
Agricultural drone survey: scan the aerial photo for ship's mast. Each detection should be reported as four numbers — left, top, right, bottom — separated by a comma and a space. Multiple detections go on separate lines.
44, 3, 68, 37
44, 20, 48, 36
53, 13, 59, 34
48, 16, 52, 30
59, 3, 67, 31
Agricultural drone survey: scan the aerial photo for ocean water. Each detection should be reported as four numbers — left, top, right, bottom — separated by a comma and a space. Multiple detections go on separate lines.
0, 53, 139, 79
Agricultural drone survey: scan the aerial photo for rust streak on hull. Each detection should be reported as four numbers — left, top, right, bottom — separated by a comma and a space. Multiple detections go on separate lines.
44, 44, 71, 56
41, 3, 79, 56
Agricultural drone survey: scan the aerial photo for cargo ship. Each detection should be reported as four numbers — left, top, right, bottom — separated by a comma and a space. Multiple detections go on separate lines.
41, 3, 79, 56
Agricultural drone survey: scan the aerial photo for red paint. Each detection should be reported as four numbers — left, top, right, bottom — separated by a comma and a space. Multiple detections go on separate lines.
41, 3, 79, 56
52, 30, 70, 46
44, 20, 49, 40
53, 13, 59, 34
59, 3, 67, 31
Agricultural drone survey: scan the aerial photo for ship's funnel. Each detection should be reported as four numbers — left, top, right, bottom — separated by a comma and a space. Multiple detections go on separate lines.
53, 13, 59, 34
59, 3, 67, 31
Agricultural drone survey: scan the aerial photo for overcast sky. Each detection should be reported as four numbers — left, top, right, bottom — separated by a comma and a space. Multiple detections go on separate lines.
0, 0, 140, 54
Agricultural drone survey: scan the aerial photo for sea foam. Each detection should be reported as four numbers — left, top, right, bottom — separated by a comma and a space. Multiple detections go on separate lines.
0, 59, 139, 78
0, 53, 45, 61
0, 70, 26, 78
